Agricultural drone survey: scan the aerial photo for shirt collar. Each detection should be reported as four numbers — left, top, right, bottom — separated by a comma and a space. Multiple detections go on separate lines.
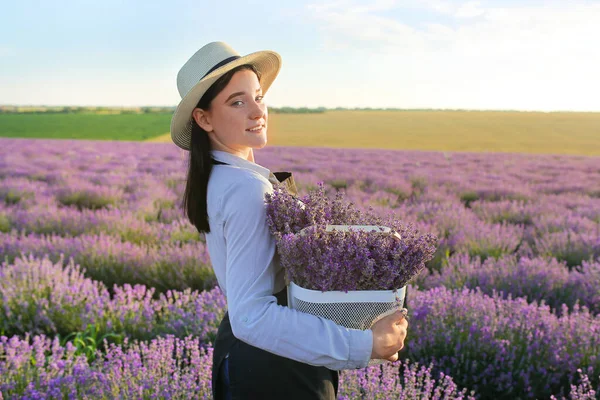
210, 150, 271, 180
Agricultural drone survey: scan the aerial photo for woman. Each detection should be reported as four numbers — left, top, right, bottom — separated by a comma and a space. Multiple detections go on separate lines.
170, 41, 409, 400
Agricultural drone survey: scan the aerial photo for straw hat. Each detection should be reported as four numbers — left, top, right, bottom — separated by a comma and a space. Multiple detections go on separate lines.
170, 41, 282, 151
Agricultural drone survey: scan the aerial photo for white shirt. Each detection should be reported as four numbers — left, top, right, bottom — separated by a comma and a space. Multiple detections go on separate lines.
204, 150, 373, 370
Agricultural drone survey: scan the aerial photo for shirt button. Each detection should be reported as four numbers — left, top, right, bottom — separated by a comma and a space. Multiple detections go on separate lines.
242, 316, 248, 323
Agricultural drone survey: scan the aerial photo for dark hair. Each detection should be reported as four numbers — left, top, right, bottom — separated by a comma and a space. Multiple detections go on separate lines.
182, 63, 262, 234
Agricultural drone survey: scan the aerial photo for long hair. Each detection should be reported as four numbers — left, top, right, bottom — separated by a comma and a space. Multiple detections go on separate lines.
182, 64, 262, 234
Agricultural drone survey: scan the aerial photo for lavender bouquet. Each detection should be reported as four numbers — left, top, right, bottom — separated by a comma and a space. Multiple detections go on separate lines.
265, 182, 438, 292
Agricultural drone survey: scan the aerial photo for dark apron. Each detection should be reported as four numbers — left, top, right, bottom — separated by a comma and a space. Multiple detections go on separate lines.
210, 158, 339, 400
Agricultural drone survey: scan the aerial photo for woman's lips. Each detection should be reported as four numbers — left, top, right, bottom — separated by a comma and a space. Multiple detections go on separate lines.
246, 125, 264, 132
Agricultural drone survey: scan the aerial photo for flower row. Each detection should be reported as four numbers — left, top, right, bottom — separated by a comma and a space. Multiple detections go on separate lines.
0, 255, 224, 341
420, 252, 600, 315
2, 255, 599, 399
407, 286, 600, 399
0, 231, 215, 294
0, 202, 199, 244
0, 333, 481, 400
3, 138, 599, 199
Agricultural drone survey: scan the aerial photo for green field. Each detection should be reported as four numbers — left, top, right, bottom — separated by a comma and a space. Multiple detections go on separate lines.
0, 113, 172, 141
2, 111, 600, 156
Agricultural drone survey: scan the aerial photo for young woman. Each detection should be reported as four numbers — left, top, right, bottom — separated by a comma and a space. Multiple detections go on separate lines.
170, 41, 409, 400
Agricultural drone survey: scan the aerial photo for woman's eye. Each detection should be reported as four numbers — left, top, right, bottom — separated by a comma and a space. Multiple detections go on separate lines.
232, 96, 263, 106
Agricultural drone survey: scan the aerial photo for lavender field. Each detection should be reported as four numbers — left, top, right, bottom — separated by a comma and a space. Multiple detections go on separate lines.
1, 137, 599, 399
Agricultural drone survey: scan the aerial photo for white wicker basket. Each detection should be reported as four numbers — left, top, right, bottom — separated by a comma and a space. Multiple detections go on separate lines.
286, 225, 406, 366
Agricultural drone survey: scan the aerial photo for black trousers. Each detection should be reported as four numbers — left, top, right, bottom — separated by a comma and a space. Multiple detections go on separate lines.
211, 287, 339, 400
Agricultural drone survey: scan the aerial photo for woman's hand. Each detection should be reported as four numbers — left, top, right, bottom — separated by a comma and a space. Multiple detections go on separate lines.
370, 309, 409, 362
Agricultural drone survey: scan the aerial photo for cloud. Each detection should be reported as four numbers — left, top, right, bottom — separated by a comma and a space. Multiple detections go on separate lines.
307, 1, 430, 54
414, 0, 455, 15
454, 1, 485, 18
303, 0, 600, 110
307, 0, 600, 56
308, 0, 398, 14
0, 47, 14, 57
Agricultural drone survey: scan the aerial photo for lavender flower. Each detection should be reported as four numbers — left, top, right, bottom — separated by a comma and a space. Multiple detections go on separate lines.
0, 334, 214, 399
338, 359, 475, 399
0, 255, 225, 345
0, 254, 110, 337
2, 138, 600, 398
266, 183, 437, 291
0, 332, 479, 399
534, 230, 600, 268
0, 230, 215, 294
421, 253, 600, 315
549, 369, 600, 400
407, 286, 600, 399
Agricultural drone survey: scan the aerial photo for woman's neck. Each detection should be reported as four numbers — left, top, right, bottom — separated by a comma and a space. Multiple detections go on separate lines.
212, 146, 255, 163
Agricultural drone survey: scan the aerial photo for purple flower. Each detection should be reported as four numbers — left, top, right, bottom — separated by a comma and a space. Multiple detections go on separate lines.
266, 183, 438, 291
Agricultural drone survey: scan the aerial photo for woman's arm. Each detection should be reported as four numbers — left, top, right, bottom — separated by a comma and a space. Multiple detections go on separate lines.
221, 174, 373, 370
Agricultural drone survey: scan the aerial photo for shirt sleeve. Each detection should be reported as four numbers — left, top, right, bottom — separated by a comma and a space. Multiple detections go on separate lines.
221, 174, 373, 370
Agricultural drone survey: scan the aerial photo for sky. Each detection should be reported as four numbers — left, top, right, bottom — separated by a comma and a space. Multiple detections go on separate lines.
1, 0, 599, 111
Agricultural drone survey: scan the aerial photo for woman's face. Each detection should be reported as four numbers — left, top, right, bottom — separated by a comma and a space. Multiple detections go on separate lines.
192, 69, 267, 160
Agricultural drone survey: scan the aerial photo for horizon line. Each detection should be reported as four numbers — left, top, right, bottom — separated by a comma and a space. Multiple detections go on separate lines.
1, 104, 599, 113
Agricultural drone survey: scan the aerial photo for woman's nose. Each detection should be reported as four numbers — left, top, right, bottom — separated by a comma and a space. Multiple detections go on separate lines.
250, 101, 266, 119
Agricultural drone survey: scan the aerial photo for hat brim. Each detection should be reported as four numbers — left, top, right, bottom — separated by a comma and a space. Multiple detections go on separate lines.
170, 50, 282, 151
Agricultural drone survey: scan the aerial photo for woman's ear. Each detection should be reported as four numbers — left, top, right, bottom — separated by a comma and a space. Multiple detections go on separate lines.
192, 108, 213, 132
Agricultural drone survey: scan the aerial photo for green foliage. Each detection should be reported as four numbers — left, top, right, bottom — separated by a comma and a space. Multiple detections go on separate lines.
57, 324, 125, 363
467, 246, 508, 263
116, 226, 159, 246
328, 179, 348, 190
154, 198, 175, 210
56, 191, 116, 210
165, 177, 183, 190
460, 191, 480, 207
170, 228, 201, 244
4, 190, 23, 204
0, 113, 172, 141
385, 186, 411, 203
270, 106, 326, 114
410, 176, 428, 198
0, 105, 175, 114
0, 213, 9, 232
490, 212, 533, 226
425, 246, 452, 274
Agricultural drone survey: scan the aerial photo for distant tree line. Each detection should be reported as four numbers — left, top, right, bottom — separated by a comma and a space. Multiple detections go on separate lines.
269, 107, 326, 114
0, 105, 329, 114
0, 105, 543, 114
0, 106, 176, 114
